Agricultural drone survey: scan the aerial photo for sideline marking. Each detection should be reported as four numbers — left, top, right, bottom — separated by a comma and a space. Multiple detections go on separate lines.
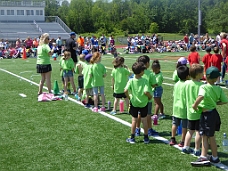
0, 68, 228, 170
19, 93, 27, 97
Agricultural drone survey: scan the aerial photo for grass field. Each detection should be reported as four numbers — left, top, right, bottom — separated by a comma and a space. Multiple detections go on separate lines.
1, 50, 228, 171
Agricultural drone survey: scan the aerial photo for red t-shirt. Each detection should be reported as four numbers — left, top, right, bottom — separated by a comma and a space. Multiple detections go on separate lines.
210, 54, 223, 71
220, 39, 228, 58
202, 53, 212, 72
184, 36, 189, 44
188, 51, 200, 66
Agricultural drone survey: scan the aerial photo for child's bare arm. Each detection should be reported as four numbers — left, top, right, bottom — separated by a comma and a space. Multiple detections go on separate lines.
152, 84, 158, 88
192, 95, 204, 110
111, 78, 114, 90
124, 89, 130, 99
144, 91, 152, 100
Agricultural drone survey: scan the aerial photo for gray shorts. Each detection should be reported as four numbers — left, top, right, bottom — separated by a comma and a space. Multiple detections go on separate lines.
172, 116, 187, 128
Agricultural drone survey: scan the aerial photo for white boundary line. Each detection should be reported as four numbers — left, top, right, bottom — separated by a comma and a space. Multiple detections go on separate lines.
0, 67, 228, 170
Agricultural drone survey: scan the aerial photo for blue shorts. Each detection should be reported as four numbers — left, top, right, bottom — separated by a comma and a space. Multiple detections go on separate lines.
93, 86, 104, 95
63, 70, 73, 78
153, 86, 163, 98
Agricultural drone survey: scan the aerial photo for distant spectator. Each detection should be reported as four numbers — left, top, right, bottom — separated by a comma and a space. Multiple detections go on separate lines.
24, 36, 33, 49
56, 36, 62, 55
65, 32, 77, 64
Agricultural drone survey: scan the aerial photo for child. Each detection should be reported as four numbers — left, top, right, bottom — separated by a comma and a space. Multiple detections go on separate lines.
210, 47, 223, 84
135, 55, 158, 136
202, 47, 212, 78
59, 51, 77, 96
191, 66, 228, 166
75, 54, 86, 101
82, 54, 93, 108
125, 62, 152, 144
173, 57, 188, 83
182, 64, 204, 156
188, 45, 200, 66
169, 66, 189, 147
110, 57, 130, 115
152, 60, 165, 118
90, 52, 107, 112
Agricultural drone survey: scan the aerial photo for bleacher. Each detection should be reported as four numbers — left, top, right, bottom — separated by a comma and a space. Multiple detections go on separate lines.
0, 22, 70, 41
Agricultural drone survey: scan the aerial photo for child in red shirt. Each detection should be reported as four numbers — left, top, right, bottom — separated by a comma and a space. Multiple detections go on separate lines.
188, 45, 200, 66
210, 47, 223, 83
202, 47, 212, 79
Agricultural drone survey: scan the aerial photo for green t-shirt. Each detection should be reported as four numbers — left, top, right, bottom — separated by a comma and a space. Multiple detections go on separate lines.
91, 63, 106, 87
82, 62, 92, 89
60, 58, 74, 71
185, 80, 203, 120
75, 61, 86, 74
143, 69, 157, 102
173, 80, 187, 119
111, 67, 130, 94
36, 44, 51, 64
198, 84, 228, 110
125, 77, 149, 108
154, 72, 163, 86
172, 70, 179, 83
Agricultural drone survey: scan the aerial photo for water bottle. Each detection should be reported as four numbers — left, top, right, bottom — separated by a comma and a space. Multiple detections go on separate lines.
119, 100, 124, 113
107, 101, 111, 110
65, 94, 68, 101
153, 115, 158, 125
177, 125, 182, 135
222, 133, 228, 152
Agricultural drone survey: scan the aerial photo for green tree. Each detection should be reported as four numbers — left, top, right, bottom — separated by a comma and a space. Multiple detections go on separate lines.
149, 22, 159, 33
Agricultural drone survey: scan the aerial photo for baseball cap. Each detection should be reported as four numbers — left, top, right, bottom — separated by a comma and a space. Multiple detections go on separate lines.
206, 66, 221, 79
70, 32, 76, 36
205, 47, 211, 52
82, 49, 89, 55
177, 57, 188, 65
85, 54, 92, 62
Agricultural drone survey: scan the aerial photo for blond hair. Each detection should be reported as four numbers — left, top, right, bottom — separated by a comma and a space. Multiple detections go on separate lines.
220, 32, 227, 39
39, 33, 49, 46
63, 51, 71, 60
90, 52, 101, 64
189, 64, 204, 78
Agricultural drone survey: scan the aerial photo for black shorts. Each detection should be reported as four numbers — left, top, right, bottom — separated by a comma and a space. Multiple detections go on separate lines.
78, 75, 84, 89
199, 109, 221, 137
188, 119, 200, 131
113, 93, 126, 98
129, 102, 148, 118
36, 64, 52, 73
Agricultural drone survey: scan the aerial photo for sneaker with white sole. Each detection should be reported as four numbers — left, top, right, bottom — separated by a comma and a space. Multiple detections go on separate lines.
92, 107, 98, 112
181, 148, 194, 154
144, 137, 150, 144
100, 107, 106, 112
209, 156, 221, 164
191, 157, 211, 167
193, 150, 201, 157
126, 137, 135, 144
110, 110, 117, 115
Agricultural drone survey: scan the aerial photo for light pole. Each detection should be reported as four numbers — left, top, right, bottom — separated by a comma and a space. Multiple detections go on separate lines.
198, 0, 201, 37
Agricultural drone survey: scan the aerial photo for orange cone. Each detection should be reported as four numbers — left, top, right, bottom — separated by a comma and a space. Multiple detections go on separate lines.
22, 48, 27, 60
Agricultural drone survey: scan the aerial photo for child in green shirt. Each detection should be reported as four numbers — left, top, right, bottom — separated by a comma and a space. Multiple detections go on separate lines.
152, 60, 165, 118
59, 51, 77, 96
182, 64, 204, 156
125, 62, 152, 144
110, 57, 130, 115
135, 55, 158, 137
90, 52, 107, 112
191, 66, 228, 166
172, 57, 188, 83
169, 65, 189, 147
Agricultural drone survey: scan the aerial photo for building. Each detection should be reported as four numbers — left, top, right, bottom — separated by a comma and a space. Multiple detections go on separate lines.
0, 1, 45, 22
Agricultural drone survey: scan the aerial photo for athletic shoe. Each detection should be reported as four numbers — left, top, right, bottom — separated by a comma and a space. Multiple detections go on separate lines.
158, 113, 166, 119
92, 107, 98, 112
193, 150, 201, 157
148, 128, 158, 136
135, 128, 140, 136
110, 110, 117, 115
100, 107, 106, 112
181, 148, 194, 154
144, 137, 150, 144
178, 141, 184, 147
126, 137, 135, 144
209, 156, 221, 164
84, 104, 91, 108
191, 157, 211, 167
169, 137, 177, 146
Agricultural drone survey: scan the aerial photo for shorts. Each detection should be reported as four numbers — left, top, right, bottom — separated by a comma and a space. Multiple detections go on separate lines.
153, 86, 163, 98
113, 93, 126, 98
147, 102, 152, 115
129, 102, 148, 118
93, 86, 104, 95
188, 119, 200, 131
85, 88, 93, 96
78, 75, 84, 89
172, 116, 187, 128
199, 109, 221, 137
63, 70, 73, 78
36, 64, 52, 73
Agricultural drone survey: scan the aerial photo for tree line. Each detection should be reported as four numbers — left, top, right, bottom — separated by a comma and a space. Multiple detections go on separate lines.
39, 0, 228, 34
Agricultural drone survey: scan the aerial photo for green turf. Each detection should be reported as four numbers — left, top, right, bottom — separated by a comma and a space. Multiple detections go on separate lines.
0, 51, 228, 171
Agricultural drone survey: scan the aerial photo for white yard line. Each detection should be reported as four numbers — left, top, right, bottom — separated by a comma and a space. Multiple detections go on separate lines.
0, 67, 228, 170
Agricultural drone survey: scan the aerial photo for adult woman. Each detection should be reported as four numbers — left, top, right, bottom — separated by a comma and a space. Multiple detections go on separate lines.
36, 33, 55, 95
